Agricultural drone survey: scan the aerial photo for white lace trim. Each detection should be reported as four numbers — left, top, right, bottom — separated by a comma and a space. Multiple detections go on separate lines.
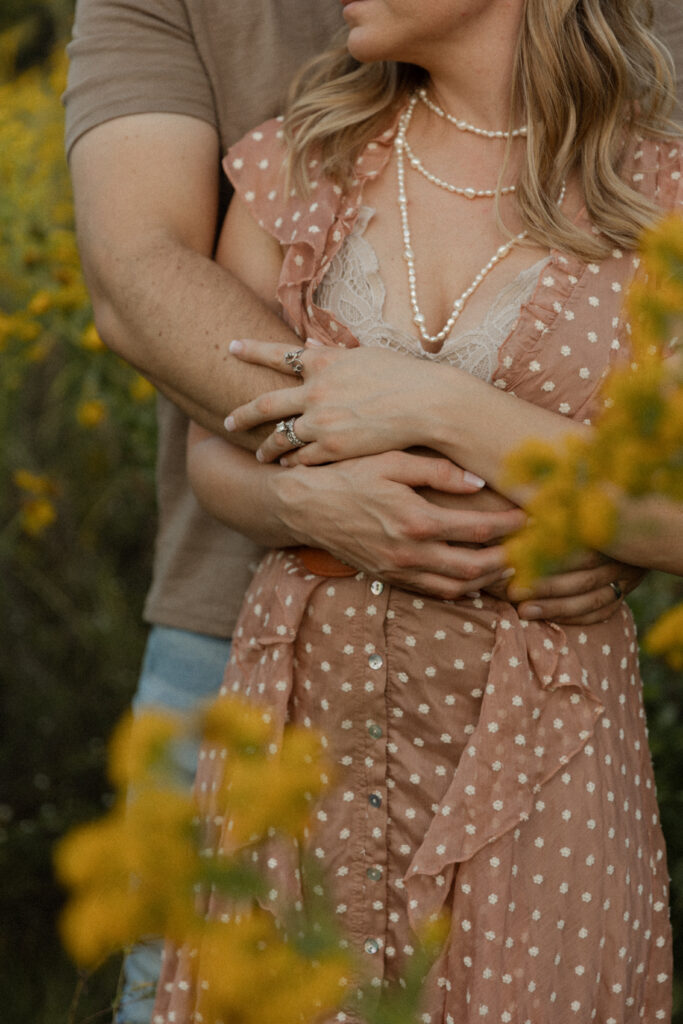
315, 206, 549, 382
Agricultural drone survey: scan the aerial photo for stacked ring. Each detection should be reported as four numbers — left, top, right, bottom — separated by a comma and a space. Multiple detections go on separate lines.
609, 581, 623, 600
276, 417, 306, 448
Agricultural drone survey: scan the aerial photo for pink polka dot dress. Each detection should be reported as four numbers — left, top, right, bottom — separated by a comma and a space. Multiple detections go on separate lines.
154, 115, 682, 1023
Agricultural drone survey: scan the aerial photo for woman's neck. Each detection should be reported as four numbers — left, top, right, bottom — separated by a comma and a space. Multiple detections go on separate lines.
416, 5, 525, 134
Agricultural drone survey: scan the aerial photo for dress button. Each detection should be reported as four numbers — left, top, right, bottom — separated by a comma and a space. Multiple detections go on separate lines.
369, 792, 382, 808
368, 653, 383, 670
370, 580, 384, 596
368, 723, 383, 739
366, 866, 383, 881
364, 938, 380, 955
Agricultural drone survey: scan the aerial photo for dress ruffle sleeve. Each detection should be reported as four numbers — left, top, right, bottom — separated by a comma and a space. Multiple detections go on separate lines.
223, 116, 398, 346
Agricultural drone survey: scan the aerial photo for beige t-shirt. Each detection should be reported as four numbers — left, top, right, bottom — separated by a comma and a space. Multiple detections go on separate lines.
64, 0, 345, 637
656, 0, 683, 113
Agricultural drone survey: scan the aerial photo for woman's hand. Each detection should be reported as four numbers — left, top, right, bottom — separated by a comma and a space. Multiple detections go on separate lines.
224, 337, 439, 464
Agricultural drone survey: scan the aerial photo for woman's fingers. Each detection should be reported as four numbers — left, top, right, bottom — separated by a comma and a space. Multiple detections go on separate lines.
229, 338, 308, 374
256, 417, 310, 463
225, 387, 303, 434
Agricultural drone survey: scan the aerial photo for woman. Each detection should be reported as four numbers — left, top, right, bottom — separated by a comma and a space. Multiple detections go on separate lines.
156, 1, 681, 1020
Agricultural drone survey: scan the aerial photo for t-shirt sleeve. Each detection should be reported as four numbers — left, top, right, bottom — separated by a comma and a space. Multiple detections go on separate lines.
64, 0, 217, 157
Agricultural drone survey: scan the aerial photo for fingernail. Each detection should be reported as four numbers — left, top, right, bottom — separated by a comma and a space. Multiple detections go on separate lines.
229, 340, 243, 354
279, 456, 290, 467
224, 415, 235, 431
463, 471, 486, 488
255, 449, 264, 463
305, 336, 324, 347
523, 604, 543, 618
501, 567, 516, 579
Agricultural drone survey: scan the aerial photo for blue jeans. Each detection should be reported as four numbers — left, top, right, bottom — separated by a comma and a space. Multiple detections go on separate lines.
114, 626, 232, 1024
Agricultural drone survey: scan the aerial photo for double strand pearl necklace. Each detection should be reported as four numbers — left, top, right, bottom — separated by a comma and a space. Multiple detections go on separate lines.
417, 87, 528, 139
396, 94, 528, 345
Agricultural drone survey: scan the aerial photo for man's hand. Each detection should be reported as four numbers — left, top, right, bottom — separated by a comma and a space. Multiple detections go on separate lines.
502, 554, 646, 624
272, 451, 526, 599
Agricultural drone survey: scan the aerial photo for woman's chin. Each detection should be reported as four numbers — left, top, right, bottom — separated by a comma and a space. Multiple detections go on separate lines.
346, 28, 393, 64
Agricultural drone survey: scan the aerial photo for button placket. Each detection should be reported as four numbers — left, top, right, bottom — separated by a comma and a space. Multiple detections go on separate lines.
359, 578, 391, 978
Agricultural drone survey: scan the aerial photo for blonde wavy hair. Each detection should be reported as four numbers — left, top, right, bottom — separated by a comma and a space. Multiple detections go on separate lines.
283, 0, 678, 261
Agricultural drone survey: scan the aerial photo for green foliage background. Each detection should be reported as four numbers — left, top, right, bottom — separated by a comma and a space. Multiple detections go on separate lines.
0, 3, 681, 1023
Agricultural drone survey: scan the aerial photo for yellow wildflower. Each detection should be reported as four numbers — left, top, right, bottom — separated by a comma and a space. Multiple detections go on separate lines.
575, 485, 618, 550
19, 497, 57, 537
645, 604, 683, 671
55, 788, 199, 966
80, 323, 105, 351
27, 290, 53, 315
195, 914, 350, 1024
11, 317, 41, 342
77, 399, 107, 428
59, 886, 143, 968
129, 374, 157, 403
201, 695, 274, 754
13, 469, 57, 496
108, 710, 184, 788
221, 726, 330, 846
504, 438, 561, 488
419, 912, 451, 956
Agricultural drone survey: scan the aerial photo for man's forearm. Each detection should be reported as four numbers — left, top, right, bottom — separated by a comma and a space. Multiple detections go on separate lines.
87, 231, 299, 440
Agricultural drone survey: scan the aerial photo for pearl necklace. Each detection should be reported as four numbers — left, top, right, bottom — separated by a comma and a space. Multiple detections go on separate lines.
418, 87, 528, 139
395, 96, 565, 346
396, 96, 526, 345
401, 133, 517, 199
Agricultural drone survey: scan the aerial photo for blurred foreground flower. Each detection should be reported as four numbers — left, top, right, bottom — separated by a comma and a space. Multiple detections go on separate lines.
645, 606, 683, 670
55, 696, 447, 1022
54, 697, 355, 1023
505, 215, 683, 668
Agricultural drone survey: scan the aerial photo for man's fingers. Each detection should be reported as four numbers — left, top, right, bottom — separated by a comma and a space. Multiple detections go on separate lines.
384, 566, 515, 602
509, 563, 619, 602
435, 507, 526, 545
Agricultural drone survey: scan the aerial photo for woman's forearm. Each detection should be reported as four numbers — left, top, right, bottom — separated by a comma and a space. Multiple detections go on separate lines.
188, 426, 297, 547
412, 365, 588, 501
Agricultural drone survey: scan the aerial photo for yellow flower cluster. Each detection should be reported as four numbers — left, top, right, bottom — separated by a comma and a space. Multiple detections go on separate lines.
505, 215, 683, 667
645, 605, 683, 670
13, 467, 59, 536
55, 698, 353, 1022
195, 914, 350, 1024
1, 38, 157, 550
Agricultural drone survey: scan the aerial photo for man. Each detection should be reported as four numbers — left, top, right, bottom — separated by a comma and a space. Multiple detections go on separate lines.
656, 0, 683, 115
64, 2, 682, 1020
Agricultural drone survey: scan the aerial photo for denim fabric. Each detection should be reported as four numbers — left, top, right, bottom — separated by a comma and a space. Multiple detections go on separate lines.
114, 626, 231, 1024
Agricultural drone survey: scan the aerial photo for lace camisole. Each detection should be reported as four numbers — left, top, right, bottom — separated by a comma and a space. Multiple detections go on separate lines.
315, 206, 549, 382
